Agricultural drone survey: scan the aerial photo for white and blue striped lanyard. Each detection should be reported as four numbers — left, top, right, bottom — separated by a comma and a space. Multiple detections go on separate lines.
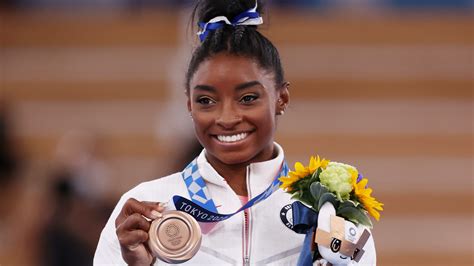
173, 158, 289, 223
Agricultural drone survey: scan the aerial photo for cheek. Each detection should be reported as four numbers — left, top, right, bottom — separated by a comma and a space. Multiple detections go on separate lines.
192, 118, 211, 147
248, 105, 276, 131
191, 113, 212, 135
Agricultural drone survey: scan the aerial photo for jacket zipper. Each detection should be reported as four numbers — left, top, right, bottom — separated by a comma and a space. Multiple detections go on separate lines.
243, 210, 250, 265
243, 166, 252, 265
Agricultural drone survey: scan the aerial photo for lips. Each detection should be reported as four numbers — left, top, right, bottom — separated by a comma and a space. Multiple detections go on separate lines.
216, 132, 248, 143
211, 130, 254, 144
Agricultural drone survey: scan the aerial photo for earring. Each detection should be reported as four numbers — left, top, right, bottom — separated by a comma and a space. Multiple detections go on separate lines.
278, 99, 285, 115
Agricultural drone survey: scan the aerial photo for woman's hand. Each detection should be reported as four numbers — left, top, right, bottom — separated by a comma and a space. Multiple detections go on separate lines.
115, 198, 165, 266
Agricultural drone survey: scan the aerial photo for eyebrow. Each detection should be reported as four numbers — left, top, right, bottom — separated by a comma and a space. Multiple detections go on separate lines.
193, 85, 216, 93
235, 81, 262, 91
193, 81, 262, 93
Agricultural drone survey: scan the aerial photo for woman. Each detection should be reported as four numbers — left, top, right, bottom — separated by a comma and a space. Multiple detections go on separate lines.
94, 0, 375, 265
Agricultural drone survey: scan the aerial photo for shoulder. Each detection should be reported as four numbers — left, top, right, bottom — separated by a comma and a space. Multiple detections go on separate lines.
121, 172, 186, 203
103, 172, 188, 230
94, 172, 187, 265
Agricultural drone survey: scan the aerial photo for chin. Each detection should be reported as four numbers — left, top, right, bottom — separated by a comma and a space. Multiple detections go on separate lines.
211, 151, 255, 166
201, 135, 273, 166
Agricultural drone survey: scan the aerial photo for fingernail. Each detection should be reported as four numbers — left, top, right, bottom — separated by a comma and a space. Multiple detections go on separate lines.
150, 210, 162, 219
159, 202, 168, 208
128, 244, 140, 251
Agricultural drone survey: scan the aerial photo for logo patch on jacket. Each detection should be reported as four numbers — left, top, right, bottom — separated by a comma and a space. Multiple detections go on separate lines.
280, 204, 294, 230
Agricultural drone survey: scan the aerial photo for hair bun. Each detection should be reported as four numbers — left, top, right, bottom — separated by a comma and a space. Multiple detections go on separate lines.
186, 0, 284, 93
194, 0, 263, 27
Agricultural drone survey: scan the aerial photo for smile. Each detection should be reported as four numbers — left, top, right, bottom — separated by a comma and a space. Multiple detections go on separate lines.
216, 132, 249, 143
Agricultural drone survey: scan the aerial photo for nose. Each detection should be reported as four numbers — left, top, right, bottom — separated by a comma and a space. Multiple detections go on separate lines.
216, 102, 242, 129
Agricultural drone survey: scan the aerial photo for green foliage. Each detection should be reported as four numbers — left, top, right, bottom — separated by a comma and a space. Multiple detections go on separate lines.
287, 162, 374, 228
317, 192, 338, 211
282, 158, 382, 265
309, 182, 327, 203
337, 205, 373, 228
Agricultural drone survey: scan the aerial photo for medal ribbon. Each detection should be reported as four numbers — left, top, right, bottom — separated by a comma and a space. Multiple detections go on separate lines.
173, 158, 288, 223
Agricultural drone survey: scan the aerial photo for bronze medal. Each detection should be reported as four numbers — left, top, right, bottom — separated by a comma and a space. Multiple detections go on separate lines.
148, 211, 202, 264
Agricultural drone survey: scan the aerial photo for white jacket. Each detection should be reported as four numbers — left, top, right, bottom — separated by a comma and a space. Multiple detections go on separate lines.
94, 144, 304, 265
94, 144, 375, 265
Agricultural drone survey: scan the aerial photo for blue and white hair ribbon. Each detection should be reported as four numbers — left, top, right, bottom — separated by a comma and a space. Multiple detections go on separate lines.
197, 1, 263, 42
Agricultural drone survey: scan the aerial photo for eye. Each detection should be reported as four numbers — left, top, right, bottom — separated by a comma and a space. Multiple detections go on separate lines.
196, 96, 215, 105
240, 94, 258, 104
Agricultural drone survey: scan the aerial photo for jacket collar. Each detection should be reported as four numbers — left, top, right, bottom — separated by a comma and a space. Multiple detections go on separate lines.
195, 142, 285, 195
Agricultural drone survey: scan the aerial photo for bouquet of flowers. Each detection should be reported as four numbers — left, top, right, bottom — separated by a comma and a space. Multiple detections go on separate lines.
279, 156, 383, 228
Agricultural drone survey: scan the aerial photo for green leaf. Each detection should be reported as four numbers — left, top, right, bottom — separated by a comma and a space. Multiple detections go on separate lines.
339, 200, 357, 209
301, 190, 315, 207
317, 192, 338, 211
337, 206, 373, 228
311, 167, 322, 182
291, 191, 302, 201
310, 182, 327, 202
347, 199, 360, 207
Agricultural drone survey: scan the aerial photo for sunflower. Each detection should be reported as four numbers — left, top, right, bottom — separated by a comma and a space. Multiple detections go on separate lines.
279, 175, 300, 192
279, 156, 329, 192
308, 155, 329, 173
351, 174, 384, 221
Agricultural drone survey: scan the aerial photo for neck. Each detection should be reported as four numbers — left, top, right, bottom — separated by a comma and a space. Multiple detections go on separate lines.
210, 161, 249, 196
205, 144, 277, 197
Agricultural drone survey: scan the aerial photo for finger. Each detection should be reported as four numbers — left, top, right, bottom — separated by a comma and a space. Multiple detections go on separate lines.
116, 214, 151, 249
142, 201, 168, 210
116, 198, 164, 226
117, 213, 152, 233
124, 199, 165, 217
118, 229, 149, 249
141, 201, 167, 221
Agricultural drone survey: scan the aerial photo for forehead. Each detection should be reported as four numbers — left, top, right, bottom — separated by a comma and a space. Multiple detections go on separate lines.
190, 53, 274, 89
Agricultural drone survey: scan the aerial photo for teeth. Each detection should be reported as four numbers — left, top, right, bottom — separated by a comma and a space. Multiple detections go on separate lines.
217, 132, 248, 143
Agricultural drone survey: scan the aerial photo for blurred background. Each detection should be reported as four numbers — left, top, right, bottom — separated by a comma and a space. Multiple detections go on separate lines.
0, 0, 472, 265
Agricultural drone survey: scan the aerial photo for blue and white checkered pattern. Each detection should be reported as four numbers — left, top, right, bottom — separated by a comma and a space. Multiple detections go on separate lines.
177, 158, 289, 222
182, 159, 218, 212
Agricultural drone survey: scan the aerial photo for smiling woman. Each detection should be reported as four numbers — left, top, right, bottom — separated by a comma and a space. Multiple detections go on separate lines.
93, 0, 374, 265
188, 54, 289, 195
